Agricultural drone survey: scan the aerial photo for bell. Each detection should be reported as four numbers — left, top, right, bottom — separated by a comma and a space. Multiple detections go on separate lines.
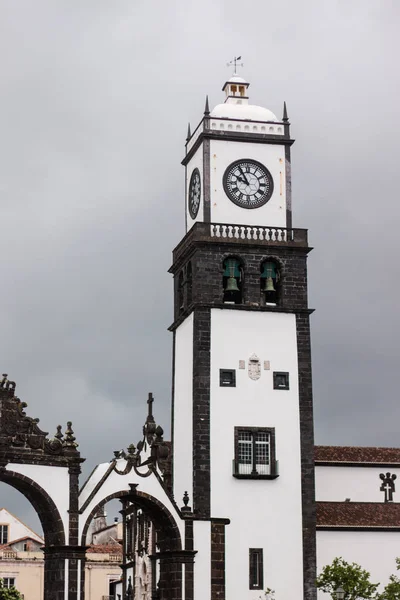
225, 276, 240, 292
263, 276, 275, 292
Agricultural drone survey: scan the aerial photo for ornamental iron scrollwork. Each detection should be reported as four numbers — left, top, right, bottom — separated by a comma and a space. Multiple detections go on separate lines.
111, 393, 171, 489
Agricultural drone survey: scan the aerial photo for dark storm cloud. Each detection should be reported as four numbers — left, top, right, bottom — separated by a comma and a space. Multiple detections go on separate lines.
0, 0, 399, 529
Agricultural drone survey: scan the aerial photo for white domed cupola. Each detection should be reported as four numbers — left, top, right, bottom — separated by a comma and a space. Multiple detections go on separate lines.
222, 75, 250, 105
210, 74, 278, 122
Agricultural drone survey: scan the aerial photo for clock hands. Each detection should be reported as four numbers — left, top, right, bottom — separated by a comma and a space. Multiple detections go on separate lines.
238, 165, 249, 185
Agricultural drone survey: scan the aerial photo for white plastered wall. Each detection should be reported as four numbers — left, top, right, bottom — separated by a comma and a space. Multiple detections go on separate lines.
172, 313, 194, 505
193, 520, 211, 600
6, 463, 70, 542
210, 309, 303, 600
317, 530, 400, 597
315, 466, 399, 502
209, 139, 286, 227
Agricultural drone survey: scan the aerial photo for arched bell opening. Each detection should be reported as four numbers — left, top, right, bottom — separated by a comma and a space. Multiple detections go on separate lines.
260, 259, 281, 306
223, 257, 244, 304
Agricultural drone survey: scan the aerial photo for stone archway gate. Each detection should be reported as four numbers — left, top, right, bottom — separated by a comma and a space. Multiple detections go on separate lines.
0, 377, 198, 600
0, 375, 83, 600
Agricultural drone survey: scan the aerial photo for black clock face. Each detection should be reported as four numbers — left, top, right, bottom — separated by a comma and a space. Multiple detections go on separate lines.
223, 159, 274, 209
188, 168, 201, 219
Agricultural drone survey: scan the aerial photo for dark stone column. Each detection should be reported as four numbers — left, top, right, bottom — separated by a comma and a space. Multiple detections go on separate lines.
156, 550, 196, 600
297, 313, 317, 600
210, 522, 226, 600
43, 547, 66, 600
44, 546, 87, 600
192, 308, 211, 517
203, 138, 211, 222
184, 521, 194, 600
68, 463, 84, 600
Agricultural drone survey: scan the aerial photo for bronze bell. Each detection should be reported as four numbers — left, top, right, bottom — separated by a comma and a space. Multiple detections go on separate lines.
225, 276, 240, 292
263, 276, 275, 292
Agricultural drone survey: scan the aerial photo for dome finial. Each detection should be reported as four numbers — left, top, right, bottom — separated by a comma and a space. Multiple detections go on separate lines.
204, 95, 210, 116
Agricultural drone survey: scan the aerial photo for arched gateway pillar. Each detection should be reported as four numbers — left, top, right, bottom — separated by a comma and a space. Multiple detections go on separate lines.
0, 375, 85, 600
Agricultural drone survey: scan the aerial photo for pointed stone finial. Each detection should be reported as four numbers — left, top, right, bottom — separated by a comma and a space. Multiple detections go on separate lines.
204, 95, 210, 116
54, 425, 63, 441
64, 421, 78, 448
186, 122, 191, 141
283, 101, 289, 122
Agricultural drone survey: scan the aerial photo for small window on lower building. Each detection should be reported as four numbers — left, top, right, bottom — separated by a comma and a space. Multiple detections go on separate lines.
249, 548, 263, 590
3, 578, 16, 589
220, 369, 236, 387
0, 524, 9, 544
233, 427, 278, 478
273, 371, 289, 390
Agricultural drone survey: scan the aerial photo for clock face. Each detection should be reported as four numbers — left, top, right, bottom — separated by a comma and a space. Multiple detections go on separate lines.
223, 159, 274, 209
188, 168, 201, 219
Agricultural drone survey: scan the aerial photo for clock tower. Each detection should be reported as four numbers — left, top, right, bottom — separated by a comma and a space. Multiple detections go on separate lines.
170, 73, 316, 600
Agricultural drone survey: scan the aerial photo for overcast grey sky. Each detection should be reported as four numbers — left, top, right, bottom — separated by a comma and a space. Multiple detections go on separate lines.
0, 0, 399, 531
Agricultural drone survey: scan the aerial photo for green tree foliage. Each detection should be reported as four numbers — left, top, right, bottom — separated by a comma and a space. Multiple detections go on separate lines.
378, 574, 400, 600
316, 557, 379, 599
0, 579, 22, 600
377, 559, 400, 600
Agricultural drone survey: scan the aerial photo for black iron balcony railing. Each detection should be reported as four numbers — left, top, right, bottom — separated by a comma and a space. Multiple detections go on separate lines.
172, 221, 308, 264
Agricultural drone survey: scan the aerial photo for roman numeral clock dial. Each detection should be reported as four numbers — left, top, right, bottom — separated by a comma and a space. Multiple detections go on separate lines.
223, 159, 274, 209
188, 168, 201, 219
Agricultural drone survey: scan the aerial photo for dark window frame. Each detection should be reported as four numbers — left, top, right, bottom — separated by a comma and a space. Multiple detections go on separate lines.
2, 578, 16, 589
273, 371, 290, 390
219, 369, 236, 387
0, 524, 9, 545
249, 548, 264, 590
233, 426, 279, 479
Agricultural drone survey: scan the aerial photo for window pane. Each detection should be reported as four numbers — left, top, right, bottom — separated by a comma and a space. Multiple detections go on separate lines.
238, 431, 252, 474
256, 432, 270, 474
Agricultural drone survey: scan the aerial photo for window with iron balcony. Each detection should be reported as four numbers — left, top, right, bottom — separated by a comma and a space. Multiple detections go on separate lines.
233, 427, 279, 479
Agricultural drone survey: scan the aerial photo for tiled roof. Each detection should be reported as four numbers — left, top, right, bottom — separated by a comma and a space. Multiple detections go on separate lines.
87, 544, 122, 554
315, 446, 400, 465
0, 535, 44, 550
317, 502, 400, 529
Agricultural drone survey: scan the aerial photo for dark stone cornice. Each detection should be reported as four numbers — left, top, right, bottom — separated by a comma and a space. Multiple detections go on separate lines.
183, 129, 295, 165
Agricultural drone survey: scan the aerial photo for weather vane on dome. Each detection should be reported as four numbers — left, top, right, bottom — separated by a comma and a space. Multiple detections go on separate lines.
227, 56, 244, 75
